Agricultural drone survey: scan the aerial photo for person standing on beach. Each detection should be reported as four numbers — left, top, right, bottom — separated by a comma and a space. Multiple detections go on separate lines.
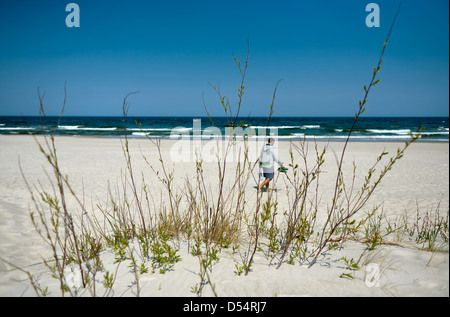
258, 138, 284, 193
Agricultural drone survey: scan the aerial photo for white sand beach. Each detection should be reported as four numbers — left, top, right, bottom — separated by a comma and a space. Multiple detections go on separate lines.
0, 135, 448, 297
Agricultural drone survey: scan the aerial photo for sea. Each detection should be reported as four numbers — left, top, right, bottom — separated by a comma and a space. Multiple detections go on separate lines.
0, 116, 448, 142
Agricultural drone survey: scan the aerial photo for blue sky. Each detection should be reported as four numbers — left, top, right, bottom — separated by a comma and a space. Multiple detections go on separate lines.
0, 0, 448, 117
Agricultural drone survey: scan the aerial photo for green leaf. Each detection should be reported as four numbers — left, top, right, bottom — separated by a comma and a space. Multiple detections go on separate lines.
372, 79, 381, 86
351, 264, 360, 270
340, 273, 354, 279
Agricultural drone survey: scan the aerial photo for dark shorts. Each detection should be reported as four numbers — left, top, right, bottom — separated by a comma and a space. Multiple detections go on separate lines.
263, 172, 274, 180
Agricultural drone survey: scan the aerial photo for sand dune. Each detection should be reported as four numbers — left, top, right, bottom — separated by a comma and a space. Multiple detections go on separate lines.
0, 135, 448, 297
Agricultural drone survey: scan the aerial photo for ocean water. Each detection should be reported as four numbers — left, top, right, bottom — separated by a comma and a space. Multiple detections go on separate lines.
0, 116, 448, 142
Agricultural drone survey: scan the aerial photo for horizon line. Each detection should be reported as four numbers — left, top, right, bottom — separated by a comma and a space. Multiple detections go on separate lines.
1, 115, 449, 119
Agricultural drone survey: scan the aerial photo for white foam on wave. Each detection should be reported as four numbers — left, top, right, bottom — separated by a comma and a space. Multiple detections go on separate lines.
420, 132, 449, 135
58, 125, 117, 131
311, 134, 421, 140
0, 127, 34, 130
58, 125, 80, 130
367, 129, 411, 135
248, 125, 301, 129
130, 127, 193, 132
132, 132, 147, 137
300, 125, 321, 129
82, 127, 117, 131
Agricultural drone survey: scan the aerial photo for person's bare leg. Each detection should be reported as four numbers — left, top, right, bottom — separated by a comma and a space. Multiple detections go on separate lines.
265, 179, 271, 192
258, 179, 270, 192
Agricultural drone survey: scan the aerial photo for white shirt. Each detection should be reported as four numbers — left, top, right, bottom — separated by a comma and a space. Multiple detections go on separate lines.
259, 144, 283, 173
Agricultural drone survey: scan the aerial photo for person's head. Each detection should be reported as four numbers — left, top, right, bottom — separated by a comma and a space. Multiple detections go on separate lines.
267, 138, 275, 145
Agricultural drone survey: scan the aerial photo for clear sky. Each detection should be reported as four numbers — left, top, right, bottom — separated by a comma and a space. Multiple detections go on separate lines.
0, 0, 448, 117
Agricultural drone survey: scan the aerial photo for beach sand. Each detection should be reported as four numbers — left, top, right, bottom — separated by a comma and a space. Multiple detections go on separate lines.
0, 135, 448, 296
